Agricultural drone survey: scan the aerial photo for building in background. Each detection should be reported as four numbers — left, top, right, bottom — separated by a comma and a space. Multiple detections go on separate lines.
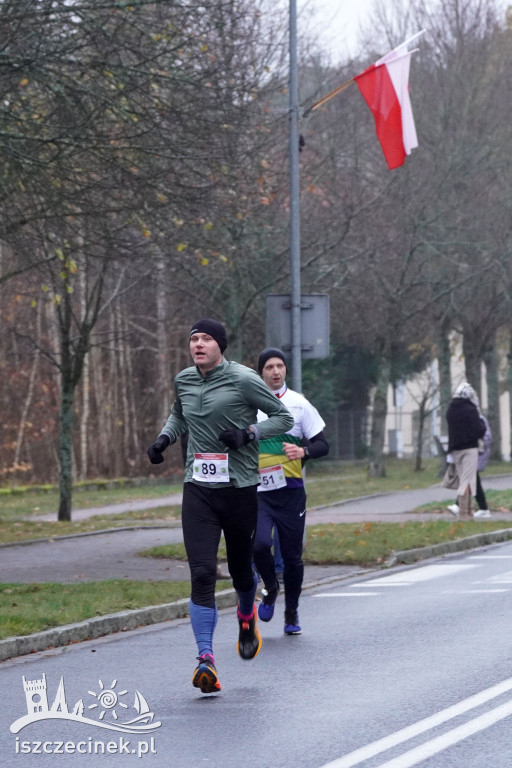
383, 333, 511, 462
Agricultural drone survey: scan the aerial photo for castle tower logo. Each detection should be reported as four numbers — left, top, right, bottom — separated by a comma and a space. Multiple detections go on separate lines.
11, 675, 162, 735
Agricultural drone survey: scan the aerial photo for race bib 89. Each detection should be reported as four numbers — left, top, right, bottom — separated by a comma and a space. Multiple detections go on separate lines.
193, 453, 230, 483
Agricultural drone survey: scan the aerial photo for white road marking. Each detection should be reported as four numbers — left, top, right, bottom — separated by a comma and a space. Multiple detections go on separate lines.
469, 555, 512, 559
442, 589, 509, 594
351, 563, 477, 587
318, 676, 512, 768
485, 569, 512, 583
373, 699, 512, 768
314, 593, 380, 597
349, 582, 412, 587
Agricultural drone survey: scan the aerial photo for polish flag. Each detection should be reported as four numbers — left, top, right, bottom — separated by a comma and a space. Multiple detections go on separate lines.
354, 46, 418, 170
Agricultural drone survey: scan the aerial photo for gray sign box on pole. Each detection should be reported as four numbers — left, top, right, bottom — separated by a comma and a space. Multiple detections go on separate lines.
265, 294, 329, 359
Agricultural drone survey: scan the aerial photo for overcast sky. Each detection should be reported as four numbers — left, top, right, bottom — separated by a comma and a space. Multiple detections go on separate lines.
306, 0, 509, 63
301, 0, 376, 62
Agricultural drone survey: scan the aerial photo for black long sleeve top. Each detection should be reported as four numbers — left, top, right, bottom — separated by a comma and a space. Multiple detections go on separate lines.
446, 398, 486, 453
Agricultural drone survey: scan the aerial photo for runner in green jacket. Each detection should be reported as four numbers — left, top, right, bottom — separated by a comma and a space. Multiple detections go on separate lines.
147, 318, 293, 695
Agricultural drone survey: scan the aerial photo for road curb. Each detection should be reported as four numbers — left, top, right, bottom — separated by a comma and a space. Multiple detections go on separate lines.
0, 588, 238, 663
386, 527, 512, 566
0, 570, 376, 664
3, 527, 512, 664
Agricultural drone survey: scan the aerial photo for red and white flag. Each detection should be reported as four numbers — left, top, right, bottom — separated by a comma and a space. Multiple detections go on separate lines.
354, 37, 420, 170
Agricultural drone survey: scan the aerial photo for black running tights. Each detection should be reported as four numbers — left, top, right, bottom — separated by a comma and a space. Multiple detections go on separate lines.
181, 482, 258, 608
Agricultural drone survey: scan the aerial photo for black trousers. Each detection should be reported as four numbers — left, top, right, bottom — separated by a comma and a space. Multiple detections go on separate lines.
476, 472, 488, 510
253, 485, 306, 613
182, 482, 258, 608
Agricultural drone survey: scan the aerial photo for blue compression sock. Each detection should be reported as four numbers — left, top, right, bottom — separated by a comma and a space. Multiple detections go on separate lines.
236, 569, 258, 617
189, 601, 218, 658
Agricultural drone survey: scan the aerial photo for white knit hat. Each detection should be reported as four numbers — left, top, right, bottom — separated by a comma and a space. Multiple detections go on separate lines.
454, 382, 475, 400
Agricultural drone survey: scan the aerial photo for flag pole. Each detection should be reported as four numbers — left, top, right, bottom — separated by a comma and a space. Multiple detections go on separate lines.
289, 0, 302, 392
305, 77, 355, 115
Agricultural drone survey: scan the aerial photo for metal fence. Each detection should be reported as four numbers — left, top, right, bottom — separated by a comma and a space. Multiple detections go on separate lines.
322, 407, 441, 461
322, 409, 370, 460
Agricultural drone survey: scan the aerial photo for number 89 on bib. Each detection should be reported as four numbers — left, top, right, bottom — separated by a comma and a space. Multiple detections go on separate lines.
193, 453, 230, 483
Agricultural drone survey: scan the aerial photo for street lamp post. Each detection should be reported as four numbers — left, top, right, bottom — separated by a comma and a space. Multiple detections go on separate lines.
289, 0, 302, 393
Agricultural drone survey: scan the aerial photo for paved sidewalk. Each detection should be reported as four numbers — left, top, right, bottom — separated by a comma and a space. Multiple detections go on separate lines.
6, 475, 512, 584
32, 474, 512, 523
32, 493, 184, 522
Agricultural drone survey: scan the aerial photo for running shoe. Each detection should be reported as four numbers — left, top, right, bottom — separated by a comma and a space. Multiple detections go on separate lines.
284, 610, 302, 635
237, 607, 262, 660
192, 654, 221, 694
474, 509, 491, 518
258, 581, 280, 622
447, 504, 459, 517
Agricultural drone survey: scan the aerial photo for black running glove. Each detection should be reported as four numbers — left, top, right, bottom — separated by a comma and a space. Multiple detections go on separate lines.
147, 434, 171, 464
218, 427, 256, 450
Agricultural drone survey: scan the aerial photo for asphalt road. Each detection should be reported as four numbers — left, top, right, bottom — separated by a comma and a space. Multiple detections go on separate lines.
3, 541, 512, 768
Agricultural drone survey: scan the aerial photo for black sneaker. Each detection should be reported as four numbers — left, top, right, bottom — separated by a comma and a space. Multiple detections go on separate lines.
192, 654, 221, 694
237, 606, 262, 660
258, 581, 280, 622
284, 610, 302, 635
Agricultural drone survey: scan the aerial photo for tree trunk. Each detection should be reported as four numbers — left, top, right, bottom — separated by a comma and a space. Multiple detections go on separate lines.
509, 328, 512, 461
367, 358, 390, 478
56, 278, 92, 518
78, 261, 89, 480
462, 332, 481, 397
122, 303, 139, 461
156, 253, 171, 427
91, 346, 105, 477
58, 379, 75, 521
116, 302, 131, 460
482, 339, 501, 461
437, 329, 452, 435
434, 435, 448, 477
111, 306, 122, 477
414, 394, 428, 472
79, 352, 90, 480
14, 301, 41, 468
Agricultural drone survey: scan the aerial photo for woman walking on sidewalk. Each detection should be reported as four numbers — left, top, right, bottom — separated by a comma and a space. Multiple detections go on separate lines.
448, 393, 493, 519
445, 382, 486, 520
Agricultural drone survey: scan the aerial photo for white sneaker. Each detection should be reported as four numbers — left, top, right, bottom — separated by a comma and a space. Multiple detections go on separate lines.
474, 510, 491, 519
447, 504, 459, 517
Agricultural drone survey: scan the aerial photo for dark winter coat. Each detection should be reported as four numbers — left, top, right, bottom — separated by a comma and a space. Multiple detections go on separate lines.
446, 398, 486, 453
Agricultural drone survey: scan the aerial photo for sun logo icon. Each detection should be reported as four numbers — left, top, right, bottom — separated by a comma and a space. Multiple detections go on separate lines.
87, 679, 128, 721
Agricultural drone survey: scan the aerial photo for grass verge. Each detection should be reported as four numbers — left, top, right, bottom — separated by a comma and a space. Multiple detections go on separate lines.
0, 508, 181, 545
303, 519, 512, 565
140, 518, 512, 568
0, 579, 231, 641
0, 482, 183, 520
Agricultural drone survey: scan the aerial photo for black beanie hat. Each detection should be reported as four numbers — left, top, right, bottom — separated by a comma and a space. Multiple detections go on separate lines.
190, 318, 227, 353
257, 347, 287, 375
